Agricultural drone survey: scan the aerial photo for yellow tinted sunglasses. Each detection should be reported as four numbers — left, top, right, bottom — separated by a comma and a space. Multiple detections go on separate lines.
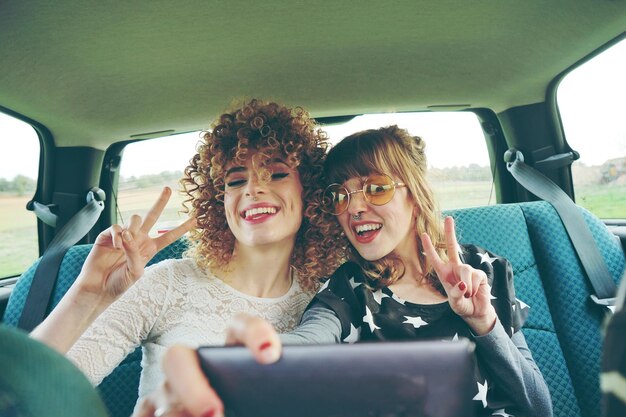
321, 173, 406, 215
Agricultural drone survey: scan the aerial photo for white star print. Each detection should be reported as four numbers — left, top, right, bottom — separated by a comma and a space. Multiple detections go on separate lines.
317, 279, 330, 293
372, 289, 389, 304
348, 276, 361, 289
363, 306, 381, 332
452, 333, 459, 341
479, 251, 497, 265
392, 293, 406, 305
343, 323, 360, 344
491, 408, 513, 417
403, 315, 428, 329
516, 298, 529, 310
473, 379, 489, 408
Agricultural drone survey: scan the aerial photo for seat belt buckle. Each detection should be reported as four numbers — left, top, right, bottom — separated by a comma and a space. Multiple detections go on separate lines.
590, 294, 616, 314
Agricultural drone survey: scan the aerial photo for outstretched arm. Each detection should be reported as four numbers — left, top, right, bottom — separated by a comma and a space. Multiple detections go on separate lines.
31, 187, 195, 353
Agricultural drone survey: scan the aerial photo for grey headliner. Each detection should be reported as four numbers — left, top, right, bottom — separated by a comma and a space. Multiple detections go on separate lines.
1, 1, 625, 148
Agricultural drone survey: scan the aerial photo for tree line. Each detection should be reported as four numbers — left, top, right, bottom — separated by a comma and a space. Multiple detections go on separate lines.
0, 175, 36, 195
1, 166, 495, 197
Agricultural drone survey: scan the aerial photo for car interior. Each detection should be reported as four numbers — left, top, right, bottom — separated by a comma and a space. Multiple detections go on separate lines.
1, 2, 625, 417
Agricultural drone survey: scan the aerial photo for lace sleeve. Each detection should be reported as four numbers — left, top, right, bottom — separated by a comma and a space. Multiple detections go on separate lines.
66, 260, 174, 385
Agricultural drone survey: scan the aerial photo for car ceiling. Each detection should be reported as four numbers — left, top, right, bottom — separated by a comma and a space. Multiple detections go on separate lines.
1, 1, 625, 149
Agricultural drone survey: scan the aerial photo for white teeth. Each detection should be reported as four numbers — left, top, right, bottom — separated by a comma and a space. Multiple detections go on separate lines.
245, 207, 277, 218
355, 223, 382, 234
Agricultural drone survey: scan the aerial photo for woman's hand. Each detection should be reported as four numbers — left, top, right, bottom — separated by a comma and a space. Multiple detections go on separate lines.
421, 216, 497, 335
31, 187, 195, 353
78, 187, 195, 303
133, 315, 282, 417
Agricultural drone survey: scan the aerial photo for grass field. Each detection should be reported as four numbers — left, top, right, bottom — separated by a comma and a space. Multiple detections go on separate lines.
1, 182, 624, 278
0, 195, 38, 276
575, 184, 626, 218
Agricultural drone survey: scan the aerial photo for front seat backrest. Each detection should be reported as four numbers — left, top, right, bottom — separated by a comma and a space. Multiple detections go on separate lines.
3, 238, 189, 417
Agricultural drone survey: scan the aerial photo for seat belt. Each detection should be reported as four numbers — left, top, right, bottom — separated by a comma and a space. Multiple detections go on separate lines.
18, 188, 105, 331
505, 149, 617, 312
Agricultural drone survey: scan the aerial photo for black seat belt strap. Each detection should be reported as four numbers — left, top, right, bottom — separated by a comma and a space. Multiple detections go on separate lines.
505, 149, 617, 311
18, 188, 105, 331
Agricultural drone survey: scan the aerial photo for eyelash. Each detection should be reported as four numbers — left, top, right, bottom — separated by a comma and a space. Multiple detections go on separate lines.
226, 179, 246, 188
225, 172, 289, 188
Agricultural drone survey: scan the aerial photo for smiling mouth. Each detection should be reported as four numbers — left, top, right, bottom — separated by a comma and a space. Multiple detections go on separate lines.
354, 223, 382, 236
242, 206, 278, 220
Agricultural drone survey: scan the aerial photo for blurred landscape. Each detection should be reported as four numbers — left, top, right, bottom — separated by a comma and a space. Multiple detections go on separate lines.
1, 160, 624, 277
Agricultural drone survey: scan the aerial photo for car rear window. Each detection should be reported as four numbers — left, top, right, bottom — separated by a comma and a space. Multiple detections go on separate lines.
117, 111, 492, 233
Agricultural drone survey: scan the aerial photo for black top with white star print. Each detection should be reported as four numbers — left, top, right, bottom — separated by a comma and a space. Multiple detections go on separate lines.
312, 244, 529, 416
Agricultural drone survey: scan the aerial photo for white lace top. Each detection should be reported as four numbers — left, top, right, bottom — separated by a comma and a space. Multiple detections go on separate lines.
66, 257, 313, 403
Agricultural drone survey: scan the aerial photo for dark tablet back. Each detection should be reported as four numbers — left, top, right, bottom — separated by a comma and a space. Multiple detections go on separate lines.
197, 339, 476, 417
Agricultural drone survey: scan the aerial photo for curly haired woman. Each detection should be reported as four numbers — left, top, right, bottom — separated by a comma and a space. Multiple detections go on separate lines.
31, 99, 345, 409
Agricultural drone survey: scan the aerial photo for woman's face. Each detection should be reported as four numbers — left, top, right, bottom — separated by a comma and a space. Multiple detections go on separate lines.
336, 174, 418, 263
223, 154, 304, 249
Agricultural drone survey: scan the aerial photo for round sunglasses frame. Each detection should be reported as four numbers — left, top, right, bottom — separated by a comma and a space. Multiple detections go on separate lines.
321, 173, 406, 215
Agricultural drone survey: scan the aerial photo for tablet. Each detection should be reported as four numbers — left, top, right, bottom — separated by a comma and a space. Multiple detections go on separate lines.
197, 339, 476, 417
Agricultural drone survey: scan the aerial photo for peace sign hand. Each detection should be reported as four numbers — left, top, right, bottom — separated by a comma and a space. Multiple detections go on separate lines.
78, 187, 196, 303
421, 216, 497, 335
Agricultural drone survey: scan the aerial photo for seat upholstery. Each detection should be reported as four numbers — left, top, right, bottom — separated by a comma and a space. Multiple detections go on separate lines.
3, 202, 624, 417
446, 203, 581, 417
445, 202, 625, 417
3, 239, 188, 417
0, 324, 109, 417
519, 203, 625, 417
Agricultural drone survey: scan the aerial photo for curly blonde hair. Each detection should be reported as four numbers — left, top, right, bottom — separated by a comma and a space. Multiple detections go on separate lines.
181, 99, 345, 291
324, 125, 447, 292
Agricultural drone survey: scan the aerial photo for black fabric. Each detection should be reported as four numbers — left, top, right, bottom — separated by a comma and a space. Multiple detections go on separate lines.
313, 244, 529, 416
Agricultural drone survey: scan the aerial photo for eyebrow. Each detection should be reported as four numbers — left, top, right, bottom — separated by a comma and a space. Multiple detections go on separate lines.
225, 166, 246, 177
224, 159, 289, 177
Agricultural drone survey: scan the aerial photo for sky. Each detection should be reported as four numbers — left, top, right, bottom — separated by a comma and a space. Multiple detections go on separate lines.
1, 40, 624, 180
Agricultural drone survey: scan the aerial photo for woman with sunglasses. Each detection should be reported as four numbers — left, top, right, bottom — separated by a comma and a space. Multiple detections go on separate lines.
293, 125, 552, 416
136, 125, 552, 417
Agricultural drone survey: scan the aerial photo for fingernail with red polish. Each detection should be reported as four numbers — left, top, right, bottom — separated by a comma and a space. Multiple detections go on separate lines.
458, 282, 466, 291
464, 292, 471, 298
259, 341, 280, 363
201, 410, 216, 417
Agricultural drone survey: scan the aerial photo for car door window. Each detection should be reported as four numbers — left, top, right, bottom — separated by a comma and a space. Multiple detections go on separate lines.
557, 39, 626, 219
0, 113, 40, 278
